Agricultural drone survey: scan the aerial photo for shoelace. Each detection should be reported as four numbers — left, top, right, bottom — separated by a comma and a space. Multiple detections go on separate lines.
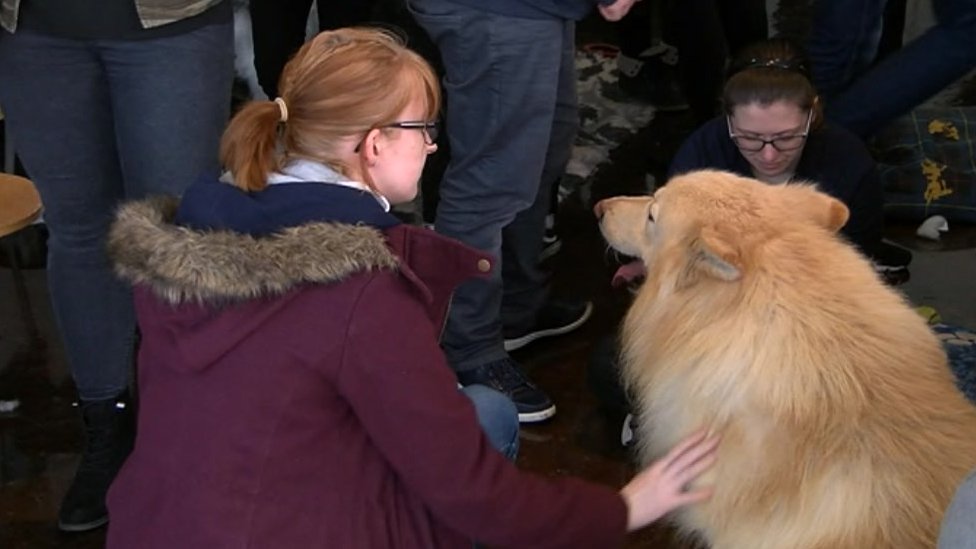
484, 360, 535, 393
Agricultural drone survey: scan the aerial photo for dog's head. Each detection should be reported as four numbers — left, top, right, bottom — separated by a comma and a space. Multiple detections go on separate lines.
595, 169, 849, 288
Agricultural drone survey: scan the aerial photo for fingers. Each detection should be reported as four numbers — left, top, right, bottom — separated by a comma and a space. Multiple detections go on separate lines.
675, 486, 715, 507
661, 429, 720, 474
675, 452, 717, 488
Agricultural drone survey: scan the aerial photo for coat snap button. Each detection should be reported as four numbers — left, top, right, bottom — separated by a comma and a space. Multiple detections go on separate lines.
477, 259, 491, 273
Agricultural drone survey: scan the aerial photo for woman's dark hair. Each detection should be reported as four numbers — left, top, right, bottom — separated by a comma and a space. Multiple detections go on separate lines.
722, 38, 823, 129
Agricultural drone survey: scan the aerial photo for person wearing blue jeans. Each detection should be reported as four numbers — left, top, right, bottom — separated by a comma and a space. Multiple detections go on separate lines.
939, 469, 976, 548
407, 0, 637, 424
463, 385, 520, 461
0, 0, 233, 533
807, 0, 976, 137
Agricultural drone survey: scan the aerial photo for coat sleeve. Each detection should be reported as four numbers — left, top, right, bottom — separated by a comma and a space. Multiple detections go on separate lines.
335, 273, 628, 548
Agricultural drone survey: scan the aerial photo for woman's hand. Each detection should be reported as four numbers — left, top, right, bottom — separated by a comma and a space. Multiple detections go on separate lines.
620, 429, 720, 531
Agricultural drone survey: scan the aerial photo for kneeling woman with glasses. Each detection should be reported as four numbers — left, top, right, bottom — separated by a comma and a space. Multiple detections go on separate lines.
669, 38, 909, 270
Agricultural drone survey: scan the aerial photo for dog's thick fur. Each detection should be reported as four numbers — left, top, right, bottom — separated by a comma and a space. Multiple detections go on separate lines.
598, 170, 976, 549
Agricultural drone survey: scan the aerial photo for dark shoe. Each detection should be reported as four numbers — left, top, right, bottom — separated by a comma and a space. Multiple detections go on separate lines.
504, 299, 594, 352
58, 392, 135, 532
872, 241, 912, 286
586, 335, 631, 418
540, 213, 562, 262
458, 358, 556, 423
873, 241, 912, 270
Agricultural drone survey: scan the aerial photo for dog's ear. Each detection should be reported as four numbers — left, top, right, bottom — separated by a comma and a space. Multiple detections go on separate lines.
694, 225, 742, 282
782, 185, 850, 233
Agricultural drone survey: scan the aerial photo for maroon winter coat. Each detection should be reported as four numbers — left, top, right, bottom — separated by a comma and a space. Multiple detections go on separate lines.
104, 196, 627, 548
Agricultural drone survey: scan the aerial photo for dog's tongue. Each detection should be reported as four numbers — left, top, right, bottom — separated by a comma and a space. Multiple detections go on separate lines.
612, 260, 646, 288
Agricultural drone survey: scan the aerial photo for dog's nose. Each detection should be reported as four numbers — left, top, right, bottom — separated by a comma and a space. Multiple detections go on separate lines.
593, 200, 606, 221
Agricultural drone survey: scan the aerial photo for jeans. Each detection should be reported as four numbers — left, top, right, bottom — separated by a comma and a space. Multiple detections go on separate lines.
809, 0, 976, 137
408, 0, 577, 371
462, 385, 519, 461
0, 24, 234, 401
939, 469, 976, 548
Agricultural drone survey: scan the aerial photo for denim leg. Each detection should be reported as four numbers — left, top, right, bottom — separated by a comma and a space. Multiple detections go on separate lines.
500, 21, 577, 332
825, 0, 976, 137
0, 26, 232, 401
939, 469, 976, 548
408, 0, 566, 371
100, 22, 234, 198
807, 0, 887, 98
461, 385, 519, 461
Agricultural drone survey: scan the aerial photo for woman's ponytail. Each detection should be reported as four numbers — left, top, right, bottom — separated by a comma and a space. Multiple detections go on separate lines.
219, 100, 283, 192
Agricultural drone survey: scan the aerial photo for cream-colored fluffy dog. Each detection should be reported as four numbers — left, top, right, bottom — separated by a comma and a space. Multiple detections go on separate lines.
596, 170, 976, 549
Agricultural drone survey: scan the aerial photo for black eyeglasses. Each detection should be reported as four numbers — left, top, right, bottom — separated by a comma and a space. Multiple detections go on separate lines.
384, 120, 439, 145
727, 109, 812, 152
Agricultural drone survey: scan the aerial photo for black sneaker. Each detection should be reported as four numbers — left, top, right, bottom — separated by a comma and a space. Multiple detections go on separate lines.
458, 357, 556, 423
504, 299, 594, 352
872, 241, 912, 286
872, 241, 912, 270
540, 214, 562, 262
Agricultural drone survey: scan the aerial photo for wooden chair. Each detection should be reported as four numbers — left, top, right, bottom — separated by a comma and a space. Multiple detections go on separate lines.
0, 173, 42, 343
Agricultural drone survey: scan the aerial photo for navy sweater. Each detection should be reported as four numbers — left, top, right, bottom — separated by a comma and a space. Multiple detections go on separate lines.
175, 178, 400, 237
669, 116, 884, 258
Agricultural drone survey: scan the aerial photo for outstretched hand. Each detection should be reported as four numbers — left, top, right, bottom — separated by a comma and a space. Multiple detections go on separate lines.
620, 429, 719, 531
598, 0, 640, 22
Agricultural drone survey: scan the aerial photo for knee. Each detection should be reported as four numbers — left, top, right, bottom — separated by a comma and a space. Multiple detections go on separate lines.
463, 384, 519, 460
939, 470, 976, 547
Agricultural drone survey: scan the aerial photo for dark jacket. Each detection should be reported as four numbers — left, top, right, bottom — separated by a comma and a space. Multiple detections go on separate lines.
669, 116, 885, 258
104, 179, 627, 548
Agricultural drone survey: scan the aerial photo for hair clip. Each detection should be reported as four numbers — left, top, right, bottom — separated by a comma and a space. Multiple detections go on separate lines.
739, 57, 808, 74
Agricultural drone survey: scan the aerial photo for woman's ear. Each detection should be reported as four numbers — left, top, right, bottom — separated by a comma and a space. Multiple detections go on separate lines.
360, 128, 382, 167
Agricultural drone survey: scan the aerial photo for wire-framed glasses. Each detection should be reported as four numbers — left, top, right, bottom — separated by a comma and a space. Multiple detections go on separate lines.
727, 109, 812, 152
384, 120, 439, 145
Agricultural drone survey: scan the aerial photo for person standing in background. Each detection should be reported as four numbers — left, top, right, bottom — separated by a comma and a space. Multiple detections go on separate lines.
248, 0, 378, 97
406, 0, 639, 424
807, 0, 976, 138
0, 0, 234, 533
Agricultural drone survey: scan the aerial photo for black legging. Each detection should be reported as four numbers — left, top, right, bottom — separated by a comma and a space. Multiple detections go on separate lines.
249, 0, 378, 98
617, 0, 655, 58
665, 0, 768, 124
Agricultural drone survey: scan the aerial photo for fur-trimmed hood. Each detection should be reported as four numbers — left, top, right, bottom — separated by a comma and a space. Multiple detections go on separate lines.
108, 196, 399, 305
108, 192, 490, 373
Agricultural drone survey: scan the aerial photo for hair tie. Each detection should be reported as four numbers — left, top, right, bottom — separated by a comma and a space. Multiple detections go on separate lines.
273, 97, 289, 123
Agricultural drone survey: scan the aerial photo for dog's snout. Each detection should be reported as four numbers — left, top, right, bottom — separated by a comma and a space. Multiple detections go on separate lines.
593, 200, 606, 221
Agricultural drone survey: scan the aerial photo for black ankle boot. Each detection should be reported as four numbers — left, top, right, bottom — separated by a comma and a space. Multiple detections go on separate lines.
57, 391, 135, 532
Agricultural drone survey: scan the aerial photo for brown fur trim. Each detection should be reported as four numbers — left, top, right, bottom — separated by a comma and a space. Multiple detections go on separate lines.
108, 196, 398, 304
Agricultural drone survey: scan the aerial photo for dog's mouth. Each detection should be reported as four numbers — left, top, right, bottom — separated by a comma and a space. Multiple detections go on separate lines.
612, 257, 646, 288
